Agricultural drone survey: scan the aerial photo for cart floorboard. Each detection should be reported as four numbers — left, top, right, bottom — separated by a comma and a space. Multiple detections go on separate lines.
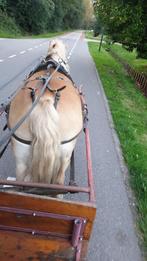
0, 191, 96, 260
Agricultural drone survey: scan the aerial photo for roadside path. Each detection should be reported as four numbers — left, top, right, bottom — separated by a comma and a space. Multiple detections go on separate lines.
71, 34, 142, 261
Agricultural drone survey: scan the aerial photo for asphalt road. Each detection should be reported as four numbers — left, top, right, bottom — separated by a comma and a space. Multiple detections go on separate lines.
0, 32, 142, 261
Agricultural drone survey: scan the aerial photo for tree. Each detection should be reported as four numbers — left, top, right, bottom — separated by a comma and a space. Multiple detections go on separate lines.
51, 0, 85, 30
62, 0, 85, 29
94, 0, 147, 58
6, 0, 55, 33
82, 0, 94, 29
0, 0, 7, 11
1, 0, 94, 34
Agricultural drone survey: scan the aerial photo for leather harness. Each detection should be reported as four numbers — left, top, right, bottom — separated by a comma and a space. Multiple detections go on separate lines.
11, 59, 83, 146
0, 58, 88, 158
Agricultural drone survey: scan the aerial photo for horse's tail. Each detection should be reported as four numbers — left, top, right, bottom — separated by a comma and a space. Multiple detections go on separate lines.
29, 96, 61, 183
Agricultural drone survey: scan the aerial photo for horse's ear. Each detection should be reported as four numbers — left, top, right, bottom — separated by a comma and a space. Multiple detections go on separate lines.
53, 43, 56, 48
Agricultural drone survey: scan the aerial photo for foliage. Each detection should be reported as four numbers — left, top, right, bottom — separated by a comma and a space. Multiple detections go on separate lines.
94, 0, 147, 58
0, 0, 7, 11
6, 0, 55, 34
89, 41, 147, 253
93, 15, 102, 36
50, 0, 85, 30
0, 9, 21, 37
82, 0, 94, 29
0, 0, 93, 35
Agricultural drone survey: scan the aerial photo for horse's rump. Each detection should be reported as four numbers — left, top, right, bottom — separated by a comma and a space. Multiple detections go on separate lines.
8, 69, 83, 184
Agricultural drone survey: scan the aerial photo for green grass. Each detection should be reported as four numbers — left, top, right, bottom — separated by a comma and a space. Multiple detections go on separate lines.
85, 30, 100, 40
0, 28, 67, 39
26, 31, 69, 39
88, 42, 147, 254
110, 44, 147, 76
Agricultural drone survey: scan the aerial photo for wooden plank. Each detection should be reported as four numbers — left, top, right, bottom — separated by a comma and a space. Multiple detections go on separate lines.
0, 211, 72, 235
0, 192, 96, 240
0, 231, 75, 261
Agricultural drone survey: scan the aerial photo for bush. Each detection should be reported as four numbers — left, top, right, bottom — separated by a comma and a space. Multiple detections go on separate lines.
0, 10, 21, 36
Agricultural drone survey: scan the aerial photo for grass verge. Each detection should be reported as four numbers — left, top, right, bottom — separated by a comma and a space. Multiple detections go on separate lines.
23, 31, 71, 39
0, 29, 68, 39
109, 44, 147, 76
88, 42, 147, 254
85, 30, 100, 40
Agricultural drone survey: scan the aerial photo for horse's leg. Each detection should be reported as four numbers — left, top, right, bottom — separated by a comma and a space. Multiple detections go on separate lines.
11, 138, 32, 182
53, 140, 77, 197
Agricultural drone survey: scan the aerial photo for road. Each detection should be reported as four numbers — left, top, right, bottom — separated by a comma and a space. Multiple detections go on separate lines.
0, 32, 142, 261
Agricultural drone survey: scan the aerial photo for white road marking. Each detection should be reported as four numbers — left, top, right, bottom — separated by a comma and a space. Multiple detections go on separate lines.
20, 50, 26, 54
67, 34, 81, 60
8, 54, 16, 59
3, 36, 80, 63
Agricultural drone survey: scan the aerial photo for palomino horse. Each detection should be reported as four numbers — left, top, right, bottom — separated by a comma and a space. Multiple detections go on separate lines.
8, 39, 83, 187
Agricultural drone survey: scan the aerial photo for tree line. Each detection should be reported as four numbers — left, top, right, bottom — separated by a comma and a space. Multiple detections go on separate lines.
0, 0, 93, 34
94, 0, 147, 58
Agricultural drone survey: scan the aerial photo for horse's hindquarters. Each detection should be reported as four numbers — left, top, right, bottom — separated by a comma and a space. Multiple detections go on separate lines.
8, 68, 83, 186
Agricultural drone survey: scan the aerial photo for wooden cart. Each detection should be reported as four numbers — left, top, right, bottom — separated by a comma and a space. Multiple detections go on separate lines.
0, 128, 96, 261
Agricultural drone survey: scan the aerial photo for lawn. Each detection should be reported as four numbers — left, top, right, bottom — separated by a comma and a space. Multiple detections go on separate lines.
0, 30, 67, 39
88, 42, 147, 254
24, 31, 72, 39
110, 44, 147, 76
85, 30, 100, 40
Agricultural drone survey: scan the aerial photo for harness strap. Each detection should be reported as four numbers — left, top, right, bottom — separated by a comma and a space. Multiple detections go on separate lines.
12, 131, 81, 146
12, 133, 31, 145
0, 139, 11, 159
28, 58, 74, 84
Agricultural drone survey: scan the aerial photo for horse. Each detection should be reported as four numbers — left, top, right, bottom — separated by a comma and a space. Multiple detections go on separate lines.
8, 39, 83, 188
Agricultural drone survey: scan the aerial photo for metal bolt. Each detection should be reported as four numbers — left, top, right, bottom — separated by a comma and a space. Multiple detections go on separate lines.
75, 219, 81, 225
83, 219, 87, 224
33, 212, 36, 216
32, 231, 35, 235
